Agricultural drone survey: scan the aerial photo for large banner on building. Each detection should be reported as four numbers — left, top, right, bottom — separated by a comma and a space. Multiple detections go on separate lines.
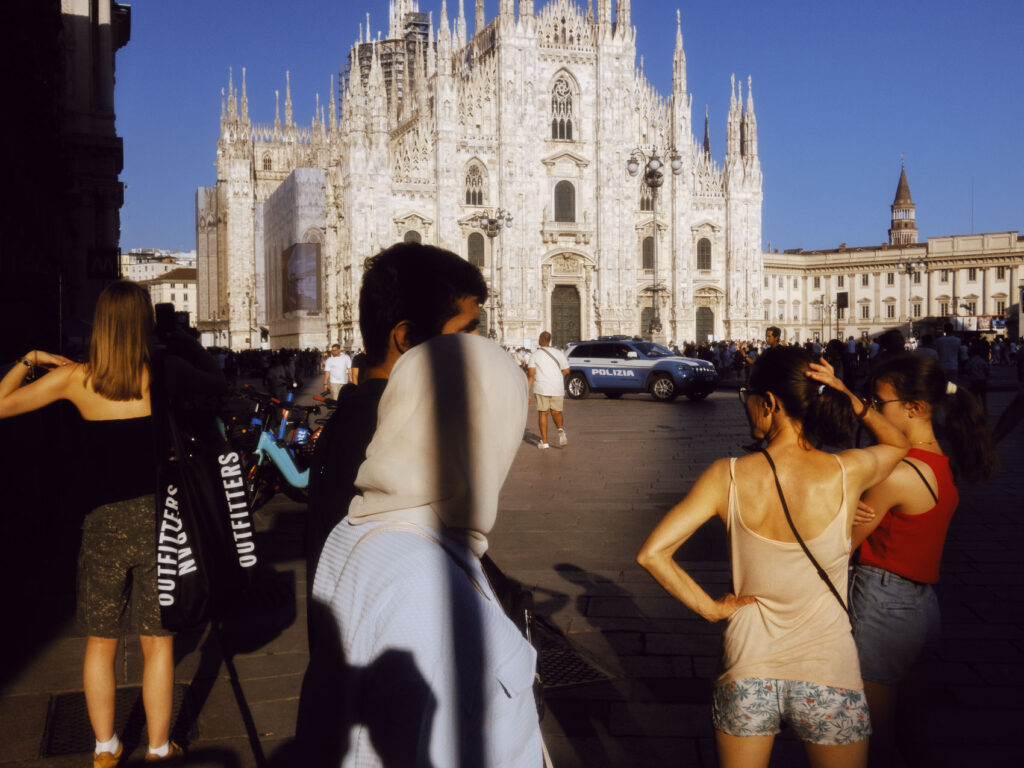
281, 243, 320, 313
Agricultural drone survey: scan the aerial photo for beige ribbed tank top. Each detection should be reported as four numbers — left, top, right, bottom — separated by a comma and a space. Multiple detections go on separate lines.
716, 455, 863, 691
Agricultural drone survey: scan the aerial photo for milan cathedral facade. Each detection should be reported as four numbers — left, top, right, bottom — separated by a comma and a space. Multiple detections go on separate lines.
196, 0, 764, 350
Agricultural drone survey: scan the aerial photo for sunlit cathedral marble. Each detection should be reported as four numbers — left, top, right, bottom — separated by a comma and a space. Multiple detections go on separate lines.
196, 0, 764, 350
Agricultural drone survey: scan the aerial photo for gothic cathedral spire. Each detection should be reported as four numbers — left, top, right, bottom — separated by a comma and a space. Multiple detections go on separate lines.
673, 9, 686, 95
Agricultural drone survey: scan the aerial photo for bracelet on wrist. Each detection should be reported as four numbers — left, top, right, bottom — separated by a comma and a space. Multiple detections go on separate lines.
854, 397, 869, 421
18, 357, 33, 369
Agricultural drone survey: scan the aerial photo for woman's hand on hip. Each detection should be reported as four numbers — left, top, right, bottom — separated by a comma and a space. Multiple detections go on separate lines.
710, 593, 758, 622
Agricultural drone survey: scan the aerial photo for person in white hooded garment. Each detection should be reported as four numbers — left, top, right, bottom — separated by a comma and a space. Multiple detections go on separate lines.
308, 331, 542, 767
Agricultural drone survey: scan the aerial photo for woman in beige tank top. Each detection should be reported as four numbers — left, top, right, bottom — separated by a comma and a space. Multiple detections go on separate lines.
638, 346, 909, 768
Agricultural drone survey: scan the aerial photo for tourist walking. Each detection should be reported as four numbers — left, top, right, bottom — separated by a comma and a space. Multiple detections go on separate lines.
527, 331, 569, 449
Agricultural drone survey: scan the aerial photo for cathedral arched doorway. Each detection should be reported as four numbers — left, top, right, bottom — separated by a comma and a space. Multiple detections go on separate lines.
696, 307, 715, 342
551, 285, 580, 347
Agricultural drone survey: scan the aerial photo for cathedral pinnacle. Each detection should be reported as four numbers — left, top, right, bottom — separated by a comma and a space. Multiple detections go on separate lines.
475, 0, 484, 36
456, 0, 467, 48
274, 89, 281, 132
704, 105, 711, 157
227, 67, 237, 120
240, 67, 249, 123
673, 9, 687, 93
285, 70, 293, 127
619, 0, 631, 29
329, 75, 337, 135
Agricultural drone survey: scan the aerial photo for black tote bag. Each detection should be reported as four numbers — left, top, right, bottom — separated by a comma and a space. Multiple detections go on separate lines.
153, 352, 258, 630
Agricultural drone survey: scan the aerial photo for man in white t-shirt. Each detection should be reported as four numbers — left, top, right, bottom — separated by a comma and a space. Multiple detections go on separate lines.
323, 344, 352, 400
526, 331, 570, 449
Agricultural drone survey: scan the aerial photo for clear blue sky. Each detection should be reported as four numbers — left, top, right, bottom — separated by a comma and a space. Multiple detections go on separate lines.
116, 0, 1023, 253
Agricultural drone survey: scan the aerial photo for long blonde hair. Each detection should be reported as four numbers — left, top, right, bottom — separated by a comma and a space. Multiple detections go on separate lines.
85, 281, 153, 400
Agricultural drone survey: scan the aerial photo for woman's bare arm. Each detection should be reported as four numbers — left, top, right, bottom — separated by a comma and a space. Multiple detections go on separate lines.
637, 459, 755, 622
805, 357, 909, 494
0, 352, 74, 419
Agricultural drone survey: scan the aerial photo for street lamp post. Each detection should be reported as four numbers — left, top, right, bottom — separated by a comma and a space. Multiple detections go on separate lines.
627, 147, 682, 340
898, 260, 926, 339
469, 208, 513, 341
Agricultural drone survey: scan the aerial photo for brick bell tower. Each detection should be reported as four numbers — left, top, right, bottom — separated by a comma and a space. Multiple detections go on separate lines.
889, 157, 918, 245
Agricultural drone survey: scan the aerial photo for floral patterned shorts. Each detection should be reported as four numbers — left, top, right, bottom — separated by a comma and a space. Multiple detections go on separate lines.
712, 678, 871, 745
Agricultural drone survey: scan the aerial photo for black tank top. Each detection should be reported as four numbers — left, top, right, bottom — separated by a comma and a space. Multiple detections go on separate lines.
80, 415, 157, 510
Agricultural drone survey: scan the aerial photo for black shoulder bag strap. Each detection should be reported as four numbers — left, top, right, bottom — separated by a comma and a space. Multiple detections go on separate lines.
901, 458, 938, 503
759, 449, 849, 614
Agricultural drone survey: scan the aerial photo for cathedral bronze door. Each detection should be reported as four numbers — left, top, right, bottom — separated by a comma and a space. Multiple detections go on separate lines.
696, 306, 714, 342
551, 285, 580, 347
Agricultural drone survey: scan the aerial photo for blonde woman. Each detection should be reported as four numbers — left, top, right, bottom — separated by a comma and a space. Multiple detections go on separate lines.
0, 282, 220, 766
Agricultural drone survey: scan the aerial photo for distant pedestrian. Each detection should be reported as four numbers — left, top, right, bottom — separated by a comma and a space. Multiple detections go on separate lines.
935, 322, 961, 380
322, 344, 351, 400
527, 331, 569, 449
965, 338, 991, 413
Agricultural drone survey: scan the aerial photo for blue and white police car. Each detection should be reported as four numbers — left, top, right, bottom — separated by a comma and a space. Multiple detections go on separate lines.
564, 337, 718, 402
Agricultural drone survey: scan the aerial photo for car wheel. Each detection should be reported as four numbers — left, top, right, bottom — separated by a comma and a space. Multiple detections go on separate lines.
686, 391, 710, 401
650, 374, 678, 402
604, 392, 622, 399
566, 372, 589, 399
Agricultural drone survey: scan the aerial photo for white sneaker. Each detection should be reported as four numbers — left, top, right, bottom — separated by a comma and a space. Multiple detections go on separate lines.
537, 442, 550, 450
558, 429, 567, 446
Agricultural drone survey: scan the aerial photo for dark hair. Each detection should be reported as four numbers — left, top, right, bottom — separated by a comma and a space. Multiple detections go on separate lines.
872, 353, 998, 483
749, 345, 856, 448
359, 242, 488, 367
878, 328, 905, 355
766, 326, 781, 339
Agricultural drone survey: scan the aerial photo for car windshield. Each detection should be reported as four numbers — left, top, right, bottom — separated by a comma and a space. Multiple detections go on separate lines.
633, 342, 674, 358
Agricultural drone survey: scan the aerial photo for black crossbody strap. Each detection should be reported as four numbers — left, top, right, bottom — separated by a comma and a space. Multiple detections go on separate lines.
759, 449, 849, 615
901, 458, 938, 503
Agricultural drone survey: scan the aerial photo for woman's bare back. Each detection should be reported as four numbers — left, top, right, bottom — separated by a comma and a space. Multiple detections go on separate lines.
731, 447, 849, 542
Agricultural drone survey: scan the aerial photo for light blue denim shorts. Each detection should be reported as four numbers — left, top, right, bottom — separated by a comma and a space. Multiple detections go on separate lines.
712, 678, 871, 745
850, 563, 940, 685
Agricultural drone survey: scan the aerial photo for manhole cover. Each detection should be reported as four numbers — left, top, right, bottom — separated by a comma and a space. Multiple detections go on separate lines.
42, 683, 196, 757
531, 617, 612, 689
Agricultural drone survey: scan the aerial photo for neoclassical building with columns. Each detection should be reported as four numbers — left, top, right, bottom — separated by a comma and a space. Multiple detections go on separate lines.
195, 0, 765, 350
762, 167, 1024, 343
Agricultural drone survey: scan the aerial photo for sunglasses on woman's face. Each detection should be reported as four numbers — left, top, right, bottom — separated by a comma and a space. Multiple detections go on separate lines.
738, 387, 765, 405
867, 394, 902, 411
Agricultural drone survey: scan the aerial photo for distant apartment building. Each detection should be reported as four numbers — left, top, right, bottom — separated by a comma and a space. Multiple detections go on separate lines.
138, 267, 198, 328
120, 249, 196, 282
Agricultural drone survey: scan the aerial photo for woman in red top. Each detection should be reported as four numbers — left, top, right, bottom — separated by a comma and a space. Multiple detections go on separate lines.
851, 353, 997, 767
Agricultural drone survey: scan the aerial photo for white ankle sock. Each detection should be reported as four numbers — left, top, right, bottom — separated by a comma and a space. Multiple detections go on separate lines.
148, 741, 171, 757
95, 733, 120, 755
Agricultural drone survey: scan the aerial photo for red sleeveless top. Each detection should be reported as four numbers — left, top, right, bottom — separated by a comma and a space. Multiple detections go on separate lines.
857, 449, 959, 584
